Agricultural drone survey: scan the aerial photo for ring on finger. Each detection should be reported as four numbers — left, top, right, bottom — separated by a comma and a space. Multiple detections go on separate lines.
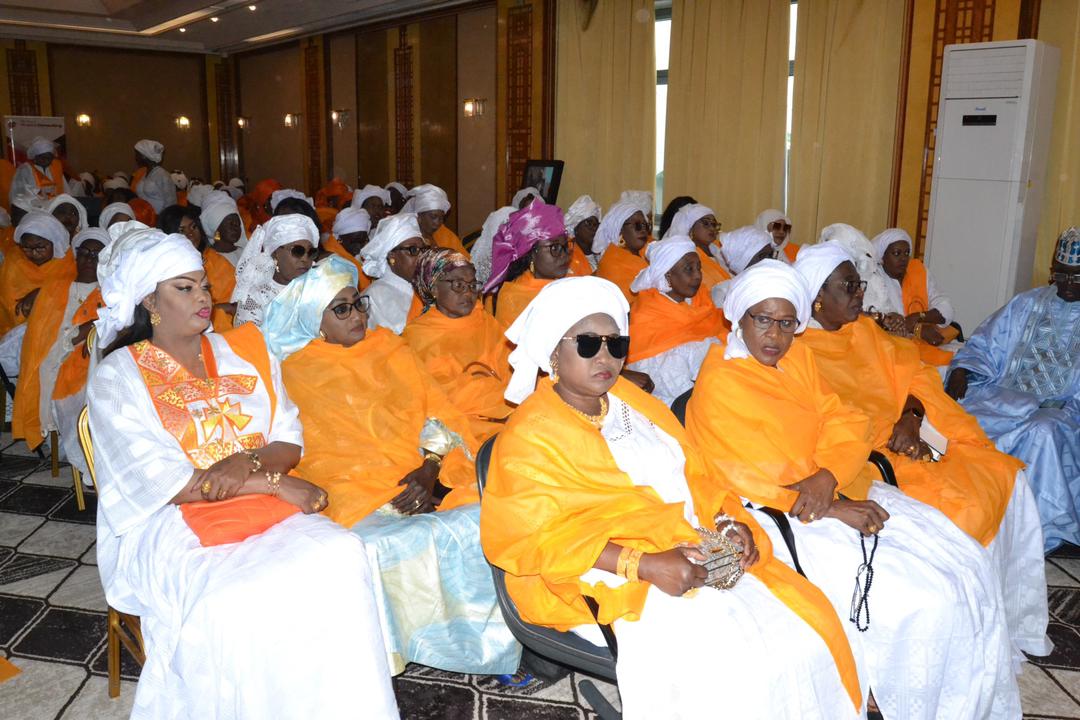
201, 479, 212, 495
807, 512, 816, 521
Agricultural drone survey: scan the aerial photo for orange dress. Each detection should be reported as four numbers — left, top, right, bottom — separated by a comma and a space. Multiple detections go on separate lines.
0, 253, 76, 335
901, 258, 955, 366
52, 288, 104, 404
696, 246, 731, 289
203, 249, 238, 333
595, 245, 647, 302
628, 286, 725, 364
493, 273, 552, 327
432, 224, 471, 258
568, 244, 593, 277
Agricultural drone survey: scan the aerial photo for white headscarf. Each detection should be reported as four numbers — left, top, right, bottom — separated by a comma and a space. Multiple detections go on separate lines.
401, 184, 450, 214
12, 192, 44, 214
134, 139, 164, 163
72, 226, 112, 252
385, 181, 408, 197
27, 136, 55, 158
563, 195, 601, 236
231, 214, 320, 304
332, 207, 371, 237
819, 223, 891, 312
16, 211, 71, 257
200, 190, 247, 247
512, 187, 545, 208
793, 241, 856, 300
471, 206, 516, 285
351, 184, 390, 209
504, 276, 629, 404
722, 259, 811, 360
228, 177, 245, 191
871, 228, 911, 264
359, 212, 422, 279
102, 177, 129, 191
107, 220, 150, 244
619, 190, 653, 217
47, 193, 88, 236
69, 179, 89, 197
630, 235, 696, 293
270, 188, 313, 212
754, 209, 793, 246
668, 203, 715, 239
721, 226, 774, 275
186, 183, 211, 208
592, 201, 642, 256
95, 227, 203, 349
98, 202, 135, 229
171, 171, 189, 190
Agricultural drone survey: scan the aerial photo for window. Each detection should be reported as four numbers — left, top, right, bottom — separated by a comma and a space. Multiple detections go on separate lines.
655, 3, 671, 211
786, 0, 797, 208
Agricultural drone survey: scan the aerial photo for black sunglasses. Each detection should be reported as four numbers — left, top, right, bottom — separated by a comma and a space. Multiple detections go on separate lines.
561, 333, 630, 359
288, 244, 319, 259
329, 296, 371, 319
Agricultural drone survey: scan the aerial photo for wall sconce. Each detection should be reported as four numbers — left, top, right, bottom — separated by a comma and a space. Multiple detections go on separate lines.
283, 112, 301, 128
174, 115, 191, 131
75, 113, 92, 128
237, 116, 251, 130
462, 98, 486, 118
330, 109, 350, 130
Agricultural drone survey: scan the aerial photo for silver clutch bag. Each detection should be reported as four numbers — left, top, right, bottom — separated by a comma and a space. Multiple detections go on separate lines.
692, 527, 744, 589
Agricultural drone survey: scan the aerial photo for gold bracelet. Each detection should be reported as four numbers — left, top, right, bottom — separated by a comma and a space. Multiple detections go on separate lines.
626, 549, 644, 583
616, 546, 633, 578
266, 471, 282, 496
245, 450, 263, 474
422, 450, 444, 468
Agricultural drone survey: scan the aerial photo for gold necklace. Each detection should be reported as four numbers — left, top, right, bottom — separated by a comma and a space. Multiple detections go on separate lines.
564, 395, 609, 427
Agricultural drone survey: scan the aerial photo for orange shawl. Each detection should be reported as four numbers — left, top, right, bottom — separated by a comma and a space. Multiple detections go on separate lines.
283, 329, 479, 527
203, 248, 237, 333
481, 377, 861, 710
628, 287, 724, 364
433, 224, 471, 258
323, 234, 371, 289
52, 288, 104, 401
494, 272, 552, 327
0, 254, 76, 335
686, 342, 875, 510
130, 166, 146, 193
12, 278, 78, 448
782, 242, 800, 263
696, 246, 731, 289
569, 244, 593, 277
30, 159, 66, 200
800, 316, 1020, 545
901, 258, 954, 366
596, 245, 647, 302
402, 303, 514, 441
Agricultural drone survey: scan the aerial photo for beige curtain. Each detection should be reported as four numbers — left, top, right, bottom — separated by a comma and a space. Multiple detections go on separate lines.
1036, 1, 1080, 285
787, 0, 905, 242
554, 0, 655, 209
663, 0, 789, 226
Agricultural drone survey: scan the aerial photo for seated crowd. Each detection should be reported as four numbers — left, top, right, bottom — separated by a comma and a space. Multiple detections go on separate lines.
1, 134, 1077, 719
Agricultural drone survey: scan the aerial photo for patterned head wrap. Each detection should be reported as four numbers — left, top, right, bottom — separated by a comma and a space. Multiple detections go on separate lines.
262, 255, 360, 361
471, 206, 516, 285
413, 248, 472, 307
482, 199, 566, 294
1055, 227, 1080, 267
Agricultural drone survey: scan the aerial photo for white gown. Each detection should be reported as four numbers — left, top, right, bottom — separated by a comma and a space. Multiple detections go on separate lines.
88, 333, 398, 719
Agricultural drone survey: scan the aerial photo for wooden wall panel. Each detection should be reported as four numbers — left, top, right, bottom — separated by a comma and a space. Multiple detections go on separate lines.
419, 15, 458, 230
457, 6, 498, 235
235, 43, 305, 189
356, 29, 391, 187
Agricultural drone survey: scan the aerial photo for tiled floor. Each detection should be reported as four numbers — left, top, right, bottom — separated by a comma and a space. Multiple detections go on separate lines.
0, 432, 1078, 719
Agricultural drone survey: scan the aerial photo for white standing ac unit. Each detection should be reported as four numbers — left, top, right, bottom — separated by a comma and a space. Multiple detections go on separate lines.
924, 39, 1059, 333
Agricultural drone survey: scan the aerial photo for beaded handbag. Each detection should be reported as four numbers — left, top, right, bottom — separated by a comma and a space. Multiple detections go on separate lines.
692, 527, 745, 589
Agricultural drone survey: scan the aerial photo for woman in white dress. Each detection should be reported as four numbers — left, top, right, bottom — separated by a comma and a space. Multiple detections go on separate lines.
231, 213, 320, 327
88, 226, 397, 719
359, 212, 425, 333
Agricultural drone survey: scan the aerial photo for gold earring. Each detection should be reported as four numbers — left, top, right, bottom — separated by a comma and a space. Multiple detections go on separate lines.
550, 355, 560, 384
813, 300, 823, 313
273, 257, 280, 272
213, 231, 221, 244
150, 311, 161, 326
617, 236, 627, 248
319, 330, 327, 340
389, 257, 396, 267
529, 258, 536, 275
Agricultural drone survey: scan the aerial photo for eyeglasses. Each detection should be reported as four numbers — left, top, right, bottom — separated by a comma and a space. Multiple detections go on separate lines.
828, 279, 867, 296
560, 333, 630, 359
1052, 272, 1080, 284
329, 296, 370, 319
76, 246, 100, 260
746, 312, 799, 334
537, 240, 570, 257
391, 245, 424, 257
696, 218, 722, 232
768, 222, 793, 233
21, 243, 51, 255
288, 245, 320, 259
438, 278, 482, 294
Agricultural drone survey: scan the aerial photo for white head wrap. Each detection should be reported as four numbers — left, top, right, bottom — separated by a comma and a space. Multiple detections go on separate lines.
107, 220, 150, 244
1056, 227, 1080, 267
471, 206, 516, 285
95, 227, 203, 349
228, 177, 245, 190
401, 183, 450, 214
225, 186, 243, 201
114, 171, 130, 182
619, 190, 653, 217
69, 180, 89, 198
504, 276, 630, 404
667, 203, 715, 239
754, 209, 793, 248
102, 177, 129, 191
512, 187, 545, 209
47, 194, 88, 237
819, 223, 892, 312
720, 225, 774, 275
385, 181, 408, 196
15, 211, 71, 257
630, 235, 697, 293
722, 259, 811, 360
270, 188, 313, 212
12, 192, 44, 214
200, 190, 248, 247
231, 215, 320, 304
563, 195, 601, 236
332, 206, 371, 237
72, 226, 112, 252
170, 171, 189, 190
134, 139, 164, 163
351, 184, 390, 209
98, 202, 136, 229
870, 228, 912, 264
592, 201, 642, 256
27, 136, 55, 158
360, 212, 422, 279
793, 241, 856, 300
186, 183, 211, 208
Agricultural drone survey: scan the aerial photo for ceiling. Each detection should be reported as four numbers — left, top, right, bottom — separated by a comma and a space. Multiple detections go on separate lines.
0, 0, 472, 54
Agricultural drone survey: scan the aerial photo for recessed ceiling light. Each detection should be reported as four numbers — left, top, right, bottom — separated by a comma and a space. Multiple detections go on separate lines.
210, 16, 220, 23
248, 4, 257, 10
179, 27, 186, 32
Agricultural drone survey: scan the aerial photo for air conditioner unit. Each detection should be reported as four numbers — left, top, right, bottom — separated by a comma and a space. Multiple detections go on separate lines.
924, 39, 1059, 332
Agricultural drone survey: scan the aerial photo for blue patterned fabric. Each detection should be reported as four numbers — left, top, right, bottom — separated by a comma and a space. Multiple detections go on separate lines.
951, 286, 1080, 551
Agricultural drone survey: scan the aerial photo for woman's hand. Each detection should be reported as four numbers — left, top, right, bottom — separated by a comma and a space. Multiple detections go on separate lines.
391, 460, 439, 515
638, 547, 708, 596
620, 368, 655, 394
888, 412, 922, 458
826, 499, 890, 535
721, 522, 759, 569
918, 324, 945, 346
15, 288, 40, 318
191, 452, 255, 501
72, 321, 93, 350
945, 368, 968, 401
277, 475, 329, 514
783, 469, 837, 523
880, 312, 907, 335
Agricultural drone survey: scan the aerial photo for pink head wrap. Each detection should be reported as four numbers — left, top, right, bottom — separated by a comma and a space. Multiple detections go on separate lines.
482, 199, 566, 294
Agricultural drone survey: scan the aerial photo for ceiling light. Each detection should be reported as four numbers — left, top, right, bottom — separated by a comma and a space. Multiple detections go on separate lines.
179, 27, 186, 33
248, 4, 257, 10
210, 16, 220, 23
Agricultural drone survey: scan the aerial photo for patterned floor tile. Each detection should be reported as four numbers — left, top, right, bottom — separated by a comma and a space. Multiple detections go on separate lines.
392, 675, 480, 719
0, 512, 44, 546
0, 657, 88, 720
1049, 560, 1080, 589
0, 479, 19, 501
0, 456, 44, 480
0, 554, 78, 597
22, 467, 78, 489
57, 674, 135, 720
48, 492, 96, 525
0, 485, 69, 516
18, 521, 96, 560
1031, 622, 1080, 672
1020, 665, 1080, 718
80, 542, 97, 566
49, 566, 107, 612
89, 634, 143, 682
1051, 588, 1080, 627
12, 607, 107, 664
0, 594, 46, 646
